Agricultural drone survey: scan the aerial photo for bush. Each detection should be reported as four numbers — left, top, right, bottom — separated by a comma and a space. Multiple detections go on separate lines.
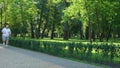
9, 38, 120, 66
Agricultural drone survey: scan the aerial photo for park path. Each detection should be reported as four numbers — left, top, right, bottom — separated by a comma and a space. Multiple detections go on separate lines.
0, 44, 103, 68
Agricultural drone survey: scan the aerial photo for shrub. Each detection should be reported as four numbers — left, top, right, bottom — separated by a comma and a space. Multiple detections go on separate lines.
8, 38, 120, 66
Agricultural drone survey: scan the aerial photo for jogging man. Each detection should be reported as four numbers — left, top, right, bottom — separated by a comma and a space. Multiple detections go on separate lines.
1, 24, 11, 47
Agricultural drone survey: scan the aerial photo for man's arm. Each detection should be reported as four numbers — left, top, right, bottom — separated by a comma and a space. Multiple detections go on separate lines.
9, 29, 11, 35
1, 28, 3, 33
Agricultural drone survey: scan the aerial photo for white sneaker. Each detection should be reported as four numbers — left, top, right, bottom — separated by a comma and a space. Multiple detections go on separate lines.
3, 43, 5, 45
6, 45, 8, 47
3, 43, 5, 47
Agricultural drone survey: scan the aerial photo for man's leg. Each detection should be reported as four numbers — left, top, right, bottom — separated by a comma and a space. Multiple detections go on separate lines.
5, 41, 8, 47
2, 36, 5, 46
5, 37, 9, 47
3, 41, 5, 45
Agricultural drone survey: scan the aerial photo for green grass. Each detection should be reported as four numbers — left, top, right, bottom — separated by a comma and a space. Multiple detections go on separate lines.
35, 38, 120, 45
13, 37, 120, 45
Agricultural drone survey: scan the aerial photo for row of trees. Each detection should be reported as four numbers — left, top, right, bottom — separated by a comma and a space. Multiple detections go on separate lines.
0, 0, 120, 42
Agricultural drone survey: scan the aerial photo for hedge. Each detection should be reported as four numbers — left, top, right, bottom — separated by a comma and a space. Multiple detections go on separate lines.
2, 38, 120, 66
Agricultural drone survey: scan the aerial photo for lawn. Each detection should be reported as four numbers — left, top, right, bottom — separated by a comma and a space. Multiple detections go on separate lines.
29, 37, 120, 45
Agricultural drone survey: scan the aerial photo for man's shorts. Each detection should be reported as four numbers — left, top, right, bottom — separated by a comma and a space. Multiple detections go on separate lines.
2, 36, 9, 41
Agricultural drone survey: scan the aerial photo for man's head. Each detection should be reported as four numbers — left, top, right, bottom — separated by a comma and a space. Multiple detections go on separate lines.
4, 23, 9, 28
6, 25, 9, 28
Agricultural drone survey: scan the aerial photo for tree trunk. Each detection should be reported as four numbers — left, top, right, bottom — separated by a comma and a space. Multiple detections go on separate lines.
85, 26, 89, 40
20, 1, 26, 38
92, 31, 95, 41
118, 33, 120, 38
30, 19, 35, 38
13, 34, 17, 37
85, 1, 92, 43
80, 29, 84, 39
50, 6, 56, 39
63, 22, 69, 40
41, 22, 47, 39
35, 26, 39, 39
51, 22, 55, 39
106, 23, 112, 42
20, 3, 24, 24
41, 9, 49, 39
88, 17, 92, 43
37, 4, 44, 39
63, 0, 70, 40
95, 5, 102, 42
3, 0, 7, 23
0, 8, 2, 28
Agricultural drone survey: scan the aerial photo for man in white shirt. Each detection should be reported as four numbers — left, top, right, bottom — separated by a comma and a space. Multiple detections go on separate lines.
1, 24, 11, 47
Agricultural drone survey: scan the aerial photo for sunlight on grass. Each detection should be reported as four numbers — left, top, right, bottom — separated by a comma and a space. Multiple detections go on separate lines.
14, 37, 120, 45
39, 38, 120, 45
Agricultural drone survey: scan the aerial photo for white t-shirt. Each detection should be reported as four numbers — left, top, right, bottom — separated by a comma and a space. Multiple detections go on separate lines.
1, 28, 11, 37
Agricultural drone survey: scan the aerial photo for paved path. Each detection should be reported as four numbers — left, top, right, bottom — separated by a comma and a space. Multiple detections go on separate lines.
0, 45, 103, 68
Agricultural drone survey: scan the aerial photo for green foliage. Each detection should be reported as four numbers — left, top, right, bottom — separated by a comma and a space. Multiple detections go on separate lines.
9, 38, 120, 66
0, 0, 120, 40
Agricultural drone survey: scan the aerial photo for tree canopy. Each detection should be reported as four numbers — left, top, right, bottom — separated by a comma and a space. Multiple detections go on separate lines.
0, 0, 120, 42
